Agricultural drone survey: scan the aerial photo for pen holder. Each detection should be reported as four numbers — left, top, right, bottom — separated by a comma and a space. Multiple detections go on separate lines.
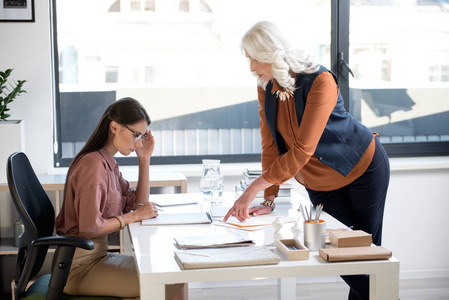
304, 220, 326, 251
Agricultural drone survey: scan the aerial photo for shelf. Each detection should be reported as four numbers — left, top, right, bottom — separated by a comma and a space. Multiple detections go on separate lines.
0, 238, 17, 255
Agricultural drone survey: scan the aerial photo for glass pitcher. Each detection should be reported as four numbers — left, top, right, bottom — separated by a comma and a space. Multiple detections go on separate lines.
199, 159, 223, 204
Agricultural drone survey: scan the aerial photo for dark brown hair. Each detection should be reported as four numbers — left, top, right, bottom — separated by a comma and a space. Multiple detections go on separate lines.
69, 97, 151, 170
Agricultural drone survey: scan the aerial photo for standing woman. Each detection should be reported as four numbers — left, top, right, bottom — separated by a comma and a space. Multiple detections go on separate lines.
224, 21, 390, 300
56, 97, 184, 299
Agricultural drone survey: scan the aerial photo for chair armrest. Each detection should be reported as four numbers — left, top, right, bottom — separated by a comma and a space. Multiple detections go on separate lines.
31, 236, 94, 300
32, 235, 94, 251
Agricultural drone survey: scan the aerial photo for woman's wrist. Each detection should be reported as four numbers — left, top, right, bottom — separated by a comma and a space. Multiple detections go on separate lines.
246, 176, 271, 197
114, 215, 126, 230
137, 156, 150, 165
122, 211, 139, 226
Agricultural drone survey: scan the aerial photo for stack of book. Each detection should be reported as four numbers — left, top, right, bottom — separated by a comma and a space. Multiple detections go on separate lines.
235, 169, 293, 198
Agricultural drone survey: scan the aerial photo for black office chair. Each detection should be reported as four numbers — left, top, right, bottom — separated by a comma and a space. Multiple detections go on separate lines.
7, 152, 119, 300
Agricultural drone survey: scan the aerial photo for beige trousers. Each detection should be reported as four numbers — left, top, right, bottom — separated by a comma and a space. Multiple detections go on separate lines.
63, 235, 183, 299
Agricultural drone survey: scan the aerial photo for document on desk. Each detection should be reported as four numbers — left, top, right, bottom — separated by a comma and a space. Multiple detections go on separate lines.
142, 212, 211, 226
220, 214, 298, 228
174, 246, 280, 270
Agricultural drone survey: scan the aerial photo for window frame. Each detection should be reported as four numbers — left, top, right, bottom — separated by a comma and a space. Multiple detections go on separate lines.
330, 0, 449, 159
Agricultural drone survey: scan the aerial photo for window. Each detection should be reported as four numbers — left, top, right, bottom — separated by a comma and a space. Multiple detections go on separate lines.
348, 1, 449, 156
53, 0, 331, 166
52, 0, 448, 167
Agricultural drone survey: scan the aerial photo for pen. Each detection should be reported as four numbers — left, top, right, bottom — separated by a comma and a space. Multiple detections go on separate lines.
206, 211, 212, 223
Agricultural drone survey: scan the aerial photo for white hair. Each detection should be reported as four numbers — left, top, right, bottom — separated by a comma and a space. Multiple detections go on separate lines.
241, 21, 319, 91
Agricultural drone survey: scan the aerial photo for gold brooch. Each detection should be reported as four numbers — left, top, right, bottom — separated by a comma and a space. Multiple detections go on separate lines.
274, 89, 294, 102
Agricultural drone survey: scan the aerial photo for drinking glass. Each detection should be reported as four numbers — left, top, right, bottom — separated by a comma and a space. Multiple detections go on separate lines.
199, 159, 223, 210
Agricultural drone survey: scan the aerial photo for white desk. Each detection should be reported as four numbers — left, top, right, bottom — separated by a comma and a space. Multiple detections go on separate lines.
129, 192, 399, 300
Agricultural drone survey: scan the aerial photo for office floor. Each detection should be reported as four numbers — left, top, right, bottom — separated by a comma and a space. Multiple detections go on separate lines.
2, 277, 447, 299
188, 277, 449, 300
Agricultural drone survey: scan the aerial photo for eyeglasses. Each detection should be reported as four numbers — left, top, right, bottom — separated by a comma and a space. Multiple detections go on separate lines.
121, 124, 147, 143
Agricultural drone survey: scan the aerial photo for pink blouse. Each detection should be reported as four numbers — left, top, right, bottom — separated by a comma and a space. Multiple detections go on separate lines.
55, 149, 136, 238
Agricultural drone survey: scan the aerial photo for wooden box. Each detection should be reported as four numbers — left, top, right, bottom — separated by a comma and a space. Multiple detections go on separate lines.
329, 230, 372, 248
275, 239, 309, 260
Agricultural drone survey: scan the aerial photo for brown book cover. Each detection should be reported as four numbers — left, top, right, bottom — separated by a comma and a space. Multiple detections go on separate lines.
329, 230, 372, 248
319, 246, 392, 262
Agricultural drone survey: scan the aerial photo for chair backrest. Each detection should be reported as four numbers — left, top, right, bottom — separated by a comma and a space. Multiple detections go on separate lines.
7, 152, 56, 299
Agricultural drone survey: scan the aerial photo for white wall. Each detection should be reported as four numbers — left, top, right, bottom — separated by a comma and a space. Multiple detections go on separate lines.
0, 1, 54, 175
1, 1, 449, 284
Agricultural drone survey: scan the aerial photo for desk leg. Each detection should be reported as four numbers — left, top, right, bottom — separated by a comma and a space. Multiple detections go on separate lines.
142, 283, 165, 300
277, 277, 296, 300
369, 272, 399, 300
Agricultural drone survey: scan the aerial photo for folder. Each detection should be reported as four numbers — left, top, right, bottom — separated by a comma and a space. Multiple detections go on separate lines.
174, 246, 280, 269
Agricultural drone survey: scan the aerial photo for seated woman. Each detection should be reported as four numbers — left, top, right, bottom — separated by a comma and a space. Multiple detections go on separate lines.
55, 97, 184, 300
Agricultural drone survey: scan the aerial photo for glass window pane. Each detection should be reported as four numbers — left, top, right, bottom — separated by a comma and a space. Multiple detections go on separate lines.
349, 1, 449, 145
55, 0, 331, 164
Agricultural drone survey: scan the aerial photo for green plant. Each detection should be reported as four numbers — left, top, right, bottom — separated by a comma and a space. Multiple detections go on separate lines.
0, 69, 27, 121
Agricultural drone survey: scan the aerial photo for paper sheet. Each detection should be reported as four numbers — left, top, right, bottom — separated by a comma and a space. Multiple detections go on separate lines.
142, 212, 211, 225
153, 198, 198, 207
221, 214, 298, 228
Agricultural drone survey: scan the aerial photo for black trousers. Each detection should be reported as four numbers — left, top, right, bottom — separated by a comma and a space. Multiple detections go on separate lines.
306, 138, 390, 300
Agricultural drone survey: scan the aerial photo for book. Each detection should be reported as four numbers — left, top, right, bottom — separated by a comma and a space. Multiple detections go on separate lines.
243, 171, 259, 186
174, 233, 254, 249
329, 230, 373, 248
243, 169, 293, 189
245, 168, 263, 176
141, 212, 211, 226
174, 246, 280, 270
235, 181, 292, 198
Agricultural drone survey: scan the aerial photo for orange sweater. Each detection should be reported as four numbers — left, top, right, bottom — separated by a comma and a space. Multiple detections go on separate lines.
259, 71, 375, 198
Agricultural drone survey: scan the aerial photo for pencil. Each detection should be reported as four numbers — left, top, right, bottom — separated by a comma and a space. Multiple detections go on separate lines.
304, 206, 310, 222
309, 204, 313, 222
298, 204, 307, 222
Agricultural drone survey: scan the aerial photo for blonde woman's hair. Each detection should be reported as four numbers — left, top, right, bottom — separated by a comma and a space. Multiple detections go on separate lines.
241, 21, 319, 91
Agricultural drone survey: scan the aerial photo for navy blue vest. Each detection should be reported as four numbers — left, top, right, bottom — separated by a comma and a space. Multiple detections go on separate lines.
264, 65, 373, 177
